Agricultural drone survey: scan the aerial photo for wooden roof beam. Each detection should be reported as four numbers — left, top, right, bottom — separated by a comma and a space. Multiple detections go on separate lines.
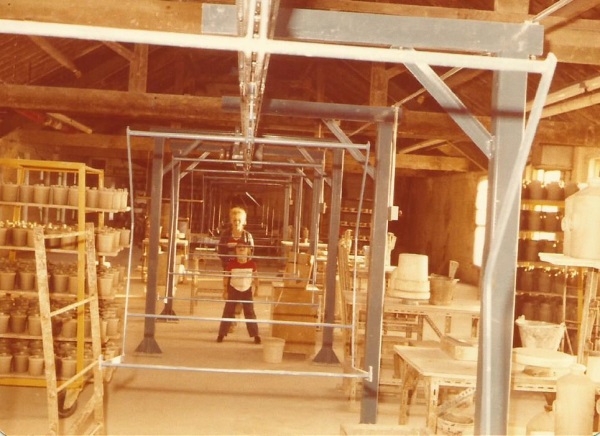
28, 36, 82, 78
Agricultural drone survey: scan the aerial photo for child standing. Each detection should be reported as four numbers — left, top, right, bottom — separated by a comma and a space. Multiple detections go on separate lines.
217, 242, 261, 344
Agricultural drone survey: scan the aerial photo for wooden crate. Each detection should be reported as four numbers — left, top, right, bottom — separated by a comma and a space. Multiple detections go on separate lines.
271, 284, 319, 356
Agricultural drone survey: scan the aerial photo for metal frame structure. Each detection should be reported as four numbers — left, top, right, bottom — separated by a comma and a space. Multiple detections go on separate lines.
0, 7, 558, 433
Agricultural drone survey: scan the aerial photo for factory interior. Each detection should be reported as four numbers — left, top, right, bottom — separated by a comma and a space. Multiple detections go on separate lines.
1, 1, 600, 435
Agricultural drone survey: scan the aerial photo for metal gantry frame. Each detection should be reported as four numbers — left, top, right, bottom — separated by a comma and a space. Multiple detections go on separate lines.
0, 8, 558, 433
114, 127, 374, 385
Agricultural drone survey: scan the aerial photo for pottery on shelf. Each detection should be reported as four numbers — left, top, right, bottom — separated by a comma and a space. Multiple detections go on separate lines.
0, 271, 16, 290
33, 184, 50, 204
1, 183, 19, 202
19, 184, 34, 203
51, 185, 68, 205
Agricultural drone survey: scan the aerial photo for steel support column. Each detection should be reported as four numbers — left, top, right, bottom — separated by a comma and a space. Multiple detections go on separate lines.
360, 121, 396, 423
309, 174, 323, 272
135, 137, 164, 353
475, 55, 527, 434
293, 177, 303, 252
313, 148, 343, 364
160, 160, 181, 320
282, 184, 291, 241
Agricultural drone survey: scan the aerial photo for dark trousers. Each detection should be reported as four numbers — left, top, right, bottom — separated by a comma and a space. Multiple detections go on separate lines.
218, 287, 259, 337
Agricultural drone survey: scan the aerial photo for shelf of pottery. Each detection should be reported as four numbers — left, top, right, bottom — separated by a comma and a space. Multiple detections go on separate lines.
0, 159, 128, 385
331, 198, 374, 253
0, 258, 124, 382
515, 180, 583, 347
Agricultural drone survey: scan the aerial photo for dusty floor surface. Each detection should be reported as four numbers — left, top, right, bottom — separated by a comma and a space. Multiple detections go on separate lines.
0, 249, 545, 435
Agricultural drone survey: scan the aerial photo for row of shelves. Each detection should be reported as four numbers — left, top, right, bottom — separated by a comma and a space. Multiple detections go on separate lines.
0, 158, 128, 389
0, 200, 128, 214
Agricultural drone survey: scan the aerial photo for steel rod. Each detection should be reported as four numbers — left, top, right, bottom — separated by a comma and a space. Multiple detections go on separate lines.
101, 359, 370, 380
126, 312, 352, 329
129, 127, 369, 150
0, 19, 551, 74
173, 157, 324, 169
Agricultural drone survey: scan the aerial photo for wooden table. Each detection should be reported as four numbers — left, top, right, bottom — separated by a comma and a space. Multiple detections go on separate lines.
344, 291, 480, 339
394, 345, 600, 432
394, 345, 477, 431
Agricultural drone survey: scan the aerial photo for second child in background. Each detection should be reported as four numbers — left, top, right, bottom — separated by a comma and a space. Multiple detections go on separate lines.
217, 242, 261, 344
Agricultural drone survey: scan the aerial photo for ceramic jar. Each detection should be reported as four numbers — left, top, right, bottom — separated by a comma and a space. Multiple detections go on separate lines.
0, 227, 7, 246
18, 184, 34, 203
28, 353, 44, 376
33, 184, 50, 204
545, 181, 564, 201
11, 227, 27, 247
97, 188, 114, 210
555, 364, 595, 435
0, 271, 16, 290
0, 352, 12, 374
27, 313, 42, 336
68, 185, 80, 207
51, 185, 68, 205
0, 312, 9, 333
1, 183, 19, 202
18, 270, 36, 291
12, 350, 29, 373
9, 309, 27, 333
86, 187, 98, 208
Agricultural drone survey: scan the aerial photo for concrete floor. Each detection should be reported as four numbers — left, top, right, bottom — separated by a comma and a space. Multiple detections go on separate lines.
0, 250, 546, 435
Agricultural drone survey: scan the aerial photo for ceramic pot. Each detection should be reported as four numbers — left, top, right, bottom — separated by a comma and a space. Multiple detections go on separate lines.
61, 318, 77, 338
51, 185, 68, 205
68, 186, 80, 207
67, 275, 79, 295
0, 353, 12, 374
52, 274, 69, 293
28, 354, 44, 376
545, 182, 564, 201
18, 184, 33, 203
543, 212, 559, 232
9, 310, 27, 333
27, 314, 42, 336
119, 228, 131, 247
18, 271, 35, 291
524, 239, 540, 262
111, 189, 123, 210
564, 182, 579, 198
0, 271, 16, 290
0, 313, 9, 333
13, 351, 29, 373
0, 228, 7, 246
1, 183, 18, 202
526, 211, 542, 231
98, 275, 114, 297
98, 189, 114, 209
86, 188, 98, 208
26, 228, 35, 247
61, 233, 77, 250
527, 180, 544, 200
96, 232, 114, 253
60, 355, 77, 379
33, 184, 50, 204
12, 228, 27, 247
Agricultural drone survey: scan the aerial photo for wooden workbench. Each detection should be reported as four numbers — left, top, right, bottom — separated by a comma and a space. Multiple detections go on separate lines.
394, 344, 600, 433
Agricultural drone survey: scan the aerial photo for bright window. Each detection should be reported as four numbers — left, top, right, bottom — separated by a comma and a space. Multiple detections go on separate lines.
473, 178, 487, 267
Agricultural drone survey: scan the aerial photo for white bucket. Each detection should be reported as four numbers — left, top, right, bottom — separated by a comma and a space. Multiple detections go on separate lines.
262, 337, 285, 363
396, 253, 428, 281
515, 317, 565, 350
